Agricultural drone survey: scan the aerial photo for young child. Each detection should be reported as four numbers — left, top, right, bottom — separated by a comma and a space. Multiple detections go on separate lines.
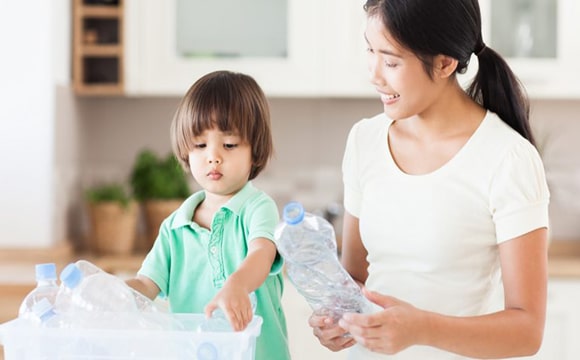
310, 0, 550, 359
127, 70, 290, 360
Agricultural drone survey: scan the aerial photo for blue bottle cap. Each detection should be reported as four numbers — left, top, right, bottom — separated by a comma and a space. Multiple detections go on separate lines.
283, 201, 305, 225
32, 298, 56, 321
35, 263, 57, 281
60, 263, 83, 289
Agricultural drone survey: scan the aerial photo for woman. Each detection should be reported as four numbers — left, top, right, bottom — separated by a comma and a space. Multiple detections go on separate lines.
309, 1, 550, 359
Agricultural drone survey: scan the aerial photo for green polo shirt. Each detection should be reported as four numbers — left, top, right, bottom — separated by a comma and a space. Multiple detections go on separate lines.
138, 182, 290, 360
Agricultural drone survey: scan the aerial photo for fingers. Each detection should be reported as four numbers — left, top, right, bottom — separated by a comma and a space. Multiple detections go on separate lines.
308, 314, 334, 328
221, 303, 253, 331
362, 287, 399, 308
309, 314, 356, 352
313, 325, 356, 352
204, 302, 218, 319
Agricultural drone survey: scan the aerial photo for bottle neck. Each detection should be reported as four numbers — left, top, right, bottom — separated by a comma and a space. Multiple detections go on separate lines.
37, 279, 58, 287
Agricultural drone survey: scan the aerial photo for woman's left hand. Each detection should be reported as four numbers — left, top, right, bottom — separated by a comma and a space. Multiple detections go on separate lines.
338, 288, 427, 355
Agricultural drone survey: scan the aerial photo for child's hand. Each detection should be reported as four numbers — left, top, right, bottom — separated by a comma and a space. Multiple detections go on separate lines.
204, 285, 253, 331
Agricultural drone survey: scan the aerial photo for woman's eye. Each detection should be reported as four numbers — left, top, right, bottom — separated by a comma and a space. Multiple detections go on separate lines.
224, 143, 238, 149
384, 61, 398, 68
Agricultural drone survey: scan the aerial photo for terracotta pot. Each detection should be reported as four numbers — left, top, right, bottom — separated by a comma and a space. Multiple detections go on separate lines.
87, 201, 138, 255
142, 199, 183, 251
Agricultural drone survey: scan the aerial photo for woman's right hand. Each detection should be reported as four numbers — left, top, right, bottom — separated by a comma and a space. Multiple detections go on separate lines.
308, 313, 356, 352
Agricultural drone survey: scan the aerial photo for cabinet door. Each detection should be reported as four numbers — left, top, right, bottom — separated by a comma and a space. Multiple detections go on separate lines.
479, 0, 580, 98
494, 279, 580, 360
124, 0, 324, 97
531, 279, 580, 359
321, 0, 374, 97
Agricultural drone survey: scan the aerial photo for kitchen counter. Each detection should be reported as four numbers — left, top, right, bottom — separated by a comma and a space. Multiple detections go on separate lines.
547, 239, 580, 277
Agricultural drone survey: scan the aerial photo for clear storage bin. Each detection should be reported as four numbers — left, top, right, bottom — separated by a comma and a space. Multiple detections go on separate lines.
0, 313, 262, 360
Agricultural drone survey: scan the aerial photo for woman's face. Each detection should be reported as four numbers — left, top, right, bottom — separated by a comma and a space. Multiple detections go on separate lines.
365, 15, 443, 120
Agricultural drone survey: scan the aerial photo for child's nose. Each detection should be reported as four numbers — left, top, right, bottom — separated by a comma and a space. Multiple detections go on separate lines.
207, 148, 222, 164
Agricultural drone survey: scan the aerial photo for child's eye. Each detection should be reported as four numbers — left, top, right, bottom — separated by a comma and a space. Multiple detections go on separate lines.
194, 143, 206, 149
224, 143, 238, 149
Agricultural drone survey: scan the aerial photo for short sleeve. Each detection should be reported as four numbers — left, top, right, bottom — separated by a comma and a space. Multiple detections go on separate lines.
137, 218, 172, 297
342, 122, 363, 217
245, 194, 284, 275
489, 141, 550, 243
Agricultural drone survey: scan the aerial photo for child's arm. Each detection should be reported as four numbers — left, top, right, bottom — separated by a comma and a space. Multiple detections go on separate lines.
126, 275, 161, 300
204, 237, 278, 331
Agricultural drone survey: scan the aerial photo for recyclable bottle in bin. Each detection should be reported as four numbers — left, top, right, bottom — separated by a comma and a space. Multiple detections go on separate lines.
275, 201, 373, 321
55, 263, 179, 330
18, 263, 60, 320
71, 259, 165, 312
57, 262, 138, 313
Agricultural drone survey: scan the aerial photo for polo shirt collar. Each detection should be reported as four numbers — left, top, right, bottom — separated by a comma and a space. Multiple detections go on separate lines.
170, 181, 259, 229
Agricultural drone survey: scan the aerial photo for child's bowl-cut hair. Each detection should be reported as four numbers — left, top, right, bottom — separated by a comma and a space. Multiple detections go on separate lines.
170, 70, 274, 180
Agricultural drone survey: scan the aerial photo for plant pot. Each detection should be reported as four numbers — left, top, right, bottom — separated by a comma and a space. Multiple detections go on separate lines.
142, 199, 183, 251
87, 201, 138, 255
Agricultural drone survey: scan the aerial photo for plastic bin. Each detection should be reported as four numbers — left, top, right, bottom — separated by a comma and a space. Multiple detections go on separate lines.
0, 313, 262, 360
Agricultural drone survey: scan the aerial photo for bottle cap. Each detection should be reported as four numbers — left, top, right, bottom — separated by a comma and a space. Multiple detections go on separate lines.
35, 263, 57, 281
32, 298, 56, 321
283, 201, 305, 225
60, 263, 83, 289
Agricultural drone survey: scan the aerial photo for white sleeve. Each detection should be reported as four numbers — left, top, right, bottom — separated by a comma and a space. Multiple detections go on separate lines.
489, 141, 550, 243
342, 122, 362, 217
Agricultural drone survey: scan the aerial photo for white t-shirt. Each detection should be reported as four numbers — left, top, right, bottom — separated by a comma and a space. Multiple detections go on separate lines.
342, 111, 550, 360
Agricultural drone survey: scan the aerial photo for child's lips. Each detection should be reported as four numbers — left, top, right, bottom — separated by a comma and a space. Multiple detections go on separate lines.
207, 170, 222, 180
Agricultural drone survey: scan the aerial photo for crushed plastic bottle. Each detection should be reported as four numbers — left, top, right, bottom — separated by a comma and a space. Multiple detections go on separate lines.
58, 263, 138, 313
18, 263, 60, 321
275, 201, 373, 321
73, 259, 164, 312
55, 262, 181, 330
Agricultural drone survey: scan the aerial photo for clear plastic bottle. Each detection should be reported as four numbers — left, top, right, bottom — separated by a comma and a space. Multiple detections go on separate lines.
30, 297, 74, 328
72, 259, 164, 313
57, 263, 138, 313
18, 263, 60, 320
275, 201, 373, 321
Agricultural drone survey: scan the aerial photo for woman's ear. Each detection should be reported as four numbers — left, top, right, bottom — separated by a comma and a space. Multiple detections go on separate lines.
434, 55, 458, 79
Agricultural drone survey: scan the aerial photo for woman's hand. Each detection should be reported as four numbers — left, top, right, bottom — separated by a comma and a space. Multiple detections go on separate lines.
308, 314, 356, 351
338, 288, 427, 355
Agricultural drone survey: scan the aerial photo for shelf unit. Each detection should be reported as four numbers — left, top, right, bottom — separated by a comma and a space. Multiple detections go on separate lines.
72, 0, 124, 96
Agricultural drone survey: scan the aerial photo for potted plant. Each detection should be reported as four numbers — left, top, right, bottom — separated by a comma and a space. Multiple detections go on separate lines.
130, 149, 191, 250
85, 182, 138, 255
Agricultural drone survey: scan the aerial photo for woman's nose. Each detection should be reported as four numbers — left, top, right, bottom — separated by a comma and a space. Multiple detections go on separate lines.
368, 55, 385, 87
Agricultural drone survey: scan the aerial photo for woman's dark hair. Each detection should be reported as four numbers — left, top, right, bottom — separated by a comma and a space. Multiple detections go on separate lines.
364, 0, 534, 145
171, 70, 274, 180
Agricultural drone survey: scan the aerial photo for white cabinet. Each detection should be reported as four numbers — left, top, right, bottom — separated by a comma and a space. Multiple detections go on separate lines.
479, 0, 580, 98
529, 279, 580, 359
124, 0, 325, 97
124, 0, 580, 98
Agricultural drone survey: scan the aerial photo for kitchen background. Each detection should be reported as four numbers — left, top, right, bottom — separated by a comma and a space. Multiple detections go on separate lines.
1, 0, 580, 359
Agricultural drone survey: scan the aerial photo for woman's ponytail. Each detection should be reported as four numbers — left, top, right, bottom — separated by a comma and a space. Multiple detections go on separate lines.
467, 45, 534, 145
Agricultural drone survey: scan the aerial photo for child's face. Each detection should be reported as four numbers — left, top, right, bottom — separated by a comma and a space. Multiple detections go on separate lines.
188, 128, 252, 198
365, 15, 444, 120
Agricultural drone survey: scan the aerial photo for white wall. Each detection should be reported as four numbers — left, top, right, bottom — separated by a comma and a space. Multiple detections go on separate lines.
0, 0, 66, 248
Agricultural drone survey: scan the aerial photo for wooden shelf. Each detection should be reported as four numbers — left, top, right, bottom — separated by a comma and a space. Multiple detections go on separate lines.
72, 0, 124, 96
81, 44, 122, 56
79, 6, 122, 18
